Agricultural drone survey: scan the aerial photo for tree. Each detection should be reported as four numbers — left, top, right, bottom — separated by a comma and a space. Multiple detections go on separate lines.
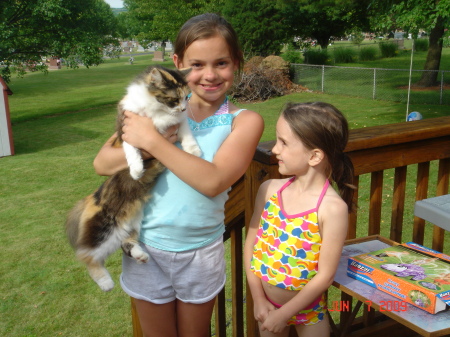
222, 0, 290, 56
123, 0, 224, 54
0, 0, 120, 83
371, 0, 450, 87
279, 0, 371, 49
116, 11, 142, 41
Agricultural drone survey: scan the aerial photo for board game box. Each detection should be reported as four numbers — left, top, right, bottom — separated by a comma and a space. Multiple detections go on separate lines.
347, 242, 450, 314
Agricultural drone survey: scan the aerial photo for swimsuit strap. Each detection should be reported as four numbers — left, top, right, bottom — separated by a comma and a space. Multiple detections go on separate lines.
215, 98, 228, 115
279, 176, 296, 193
316, 180, 330, 209
233, 109, 245, 116
278, 177, 329, 214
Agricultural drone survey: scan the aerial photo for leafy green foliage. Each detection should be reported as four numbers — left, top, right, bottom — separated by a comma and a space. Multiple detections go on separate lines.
123, 0, 224, 47
303, 49, 330, 65
370, 0, 450, 34
280, 0, 372, 49
349, 30, 365, 45
333, 47, 357, 63
444, 30, 450, 48
368, 0, 450, 86
379, 41, 399, 58
281, 44, 303, 64
222, 0, 289, 56
414, 38, 429, 52
0, 0, 121, 83
358, 46, 378, 61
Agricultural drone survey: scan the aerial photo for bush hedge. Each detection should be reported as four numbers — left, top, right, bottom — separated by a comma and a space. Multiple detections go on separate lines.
303, 49, 330, 65
333, 47, 357, 63
379, 42, 398, 58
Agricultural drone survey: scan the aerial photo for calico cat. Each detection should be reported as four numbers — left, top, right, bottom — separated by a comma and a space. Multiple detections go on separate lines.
118, 66, 201, 179
66, 66, 200, 292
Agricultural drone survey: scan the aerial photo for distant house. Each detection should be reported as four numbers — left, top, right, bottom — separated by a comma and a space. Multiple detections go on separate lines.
0, 77, 14, 157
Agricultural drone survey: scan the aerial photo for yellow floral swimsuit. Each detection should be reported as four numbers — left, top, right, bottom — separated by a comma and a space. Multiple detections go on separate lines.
250, 177, 329, 325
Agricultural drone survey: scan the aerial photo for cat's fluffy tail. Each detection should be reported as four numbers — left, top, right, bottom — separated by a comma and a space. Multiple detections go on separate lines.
65, 199, 84, 248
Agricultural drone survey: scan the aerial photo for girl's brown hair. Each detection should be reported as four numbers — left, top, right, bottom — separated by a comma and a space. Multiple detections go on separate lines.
282, 102, 355, 212
174, 13, 244, 72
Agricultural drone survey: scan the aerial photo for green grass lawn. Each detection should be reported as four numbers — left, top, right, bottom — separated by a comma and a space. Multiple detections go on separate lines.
290, 43, 450, 105
1, 53, 449, 336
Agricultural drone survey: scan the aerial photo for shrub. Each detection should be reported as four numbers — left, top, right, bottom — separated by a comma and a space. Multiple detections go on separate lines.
379, 42, 398, 58
281, 47, 302, 64
333, 47, 357, 63
414, 38, 429, 51
349, 31, 365, 45
303, 49, 330, 65
444, 31, 450, 48
359, 46, 378, 61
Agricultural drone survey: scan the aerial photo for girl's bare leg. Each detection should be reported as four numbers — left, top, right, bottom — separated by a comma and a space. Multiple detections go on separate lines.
134, 298, 177, 337
177, 298, 216, 337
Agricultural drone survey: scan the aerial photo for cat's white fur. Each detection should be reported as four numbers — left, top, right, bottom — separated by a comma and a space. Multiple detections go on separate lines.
76, 210, 146, 291
120, 68, 201, 180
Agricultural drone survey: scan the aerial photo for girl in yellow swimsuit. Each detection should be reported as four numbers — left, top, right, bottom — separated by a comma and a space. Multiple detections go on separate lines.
244, 102, 355, 337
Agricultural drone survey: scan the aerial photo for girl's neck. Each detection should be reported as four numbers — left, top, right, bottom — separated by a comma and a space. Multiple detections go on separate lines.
280, 173, 328, 216
187, 94, 227, 121
289, 172, 327, 194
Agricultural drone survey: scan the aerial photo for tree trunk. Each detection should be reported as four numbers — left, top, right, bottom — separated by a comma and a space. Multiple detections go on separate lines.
161, 41, 166, 59
416, 15, 445, 87
317, 36, 330, 49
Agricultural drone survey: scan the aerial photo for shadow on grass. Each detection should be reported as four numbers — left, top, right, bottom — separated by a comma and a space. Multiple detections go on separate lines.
11, 106, 114, 155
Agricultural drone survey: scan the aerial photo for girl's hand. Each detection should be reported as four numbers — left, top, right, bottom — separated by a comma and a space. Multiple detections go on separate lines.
121, 111, 179, 153
260, 308, 289, 334
253, 298, 276, 323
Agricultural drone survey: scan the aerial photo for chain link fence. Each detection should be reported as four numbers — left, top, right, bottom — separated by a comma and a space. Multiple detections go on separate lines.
291, 64, 450, 105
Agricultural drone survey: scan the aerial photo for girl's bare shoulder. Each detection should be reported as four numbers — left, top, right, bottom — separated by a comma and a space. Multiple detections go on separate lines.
229, 102, 263, 123
258, 178, 291, 200
320, 188, 348, 224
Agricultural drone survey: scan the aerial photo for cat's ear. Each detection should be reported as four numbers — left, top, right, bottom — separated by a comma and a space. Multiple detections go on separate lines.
179, 67, 192, 79
148, 67, 163, 84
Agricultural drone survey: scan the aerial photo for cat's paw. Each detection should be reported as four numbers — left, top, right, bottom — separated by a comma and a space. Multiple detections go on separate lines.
185, 145, 202, 157
97, 276, 114, 292
131, 247, 149, 264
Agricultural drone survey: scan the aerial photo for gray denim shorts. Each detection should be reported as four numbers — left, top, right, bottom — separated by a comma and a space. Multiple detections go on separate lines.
120, 237, 226, 304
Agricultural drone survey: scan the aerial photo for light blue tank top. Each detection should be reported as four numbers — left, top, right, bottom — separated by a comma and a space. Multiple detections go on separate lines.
140, 100, 244, 252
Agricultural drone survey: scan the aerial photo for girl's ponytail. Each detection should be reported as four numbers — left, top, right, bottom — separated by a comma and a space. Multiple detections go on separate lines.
332, 153, 356, 213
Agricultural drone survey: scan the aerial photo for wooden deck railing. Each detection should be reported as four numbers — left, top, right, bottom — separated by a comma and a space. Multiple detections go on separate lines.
131, 116, 450, 337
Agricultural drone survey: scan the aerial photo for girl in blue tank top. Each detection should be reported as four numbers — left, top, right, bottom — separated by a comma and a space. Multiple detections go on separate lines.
93, 13, 264, 337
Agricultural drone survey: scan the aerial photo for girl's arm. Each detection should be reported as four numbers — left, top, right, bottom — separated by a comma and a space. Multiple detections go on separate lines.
121, 108, 264, 197
260, 195, 348, 333
93, 124, 180, 176
244, 180, 277, 323
93, 133, 128, 176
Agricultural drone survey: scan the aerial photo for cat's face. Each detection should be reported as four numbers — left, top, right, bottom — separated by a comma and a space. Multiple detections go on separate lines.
144, 67, 191, 117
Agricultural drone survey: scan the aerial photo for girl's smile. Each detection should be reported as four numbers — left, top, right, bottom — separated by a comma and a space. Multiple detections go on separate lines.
174, 35, 237, 102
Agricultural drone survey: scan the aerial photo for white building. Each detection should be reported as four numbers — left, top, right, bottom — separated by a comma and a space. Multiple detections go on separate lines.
0, 76, 14, 157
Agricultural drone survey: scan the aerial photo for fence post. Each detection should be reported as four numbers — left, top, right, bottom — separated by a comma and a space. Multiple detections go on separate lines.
373, 68, 376, 100
440, 71, 444, 105
321, 65, 325, 92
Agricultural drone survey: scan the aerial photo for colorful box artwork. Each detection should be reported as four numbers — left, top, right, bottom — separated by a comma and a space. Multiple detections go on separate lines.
347, 242, 450, 314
